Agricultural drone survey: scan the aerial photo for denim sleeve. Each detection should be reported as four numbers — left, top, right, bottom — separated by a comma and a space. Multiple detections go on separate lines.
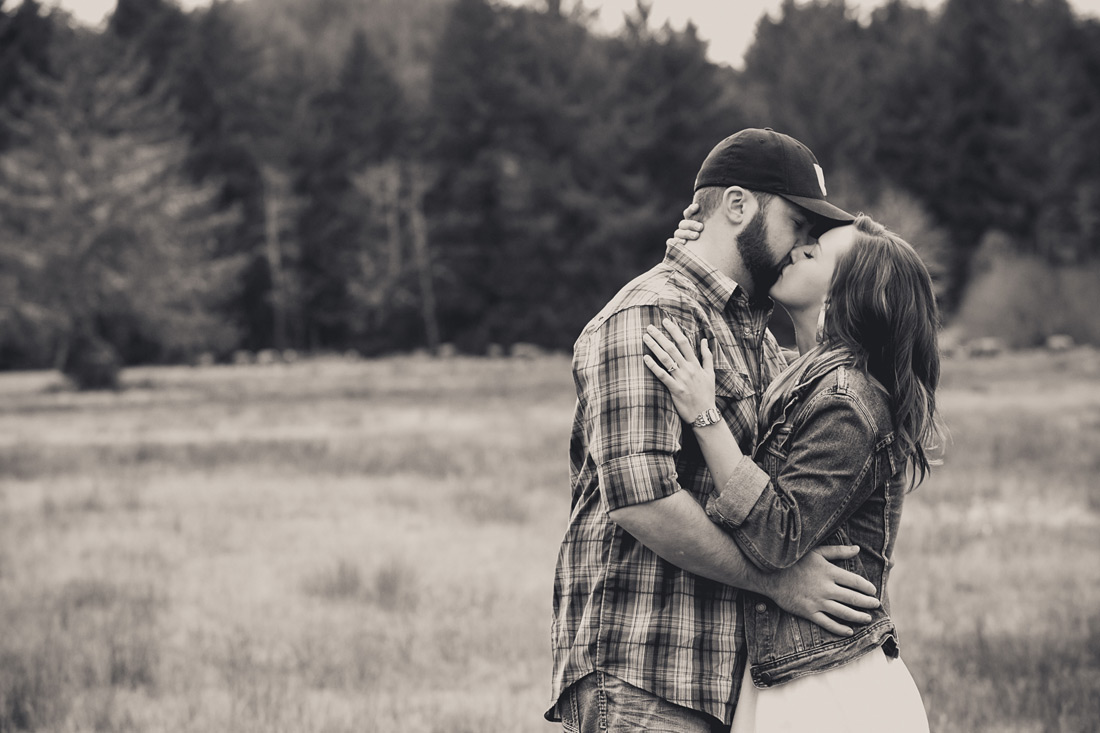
583, 306, 687, 512
720, 392, 881, 571
705, 456, 771, 527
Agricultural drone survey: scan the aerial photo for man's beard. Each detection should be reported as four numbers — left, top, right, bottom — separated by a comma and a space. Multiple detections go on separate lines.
737, 207, 784, 296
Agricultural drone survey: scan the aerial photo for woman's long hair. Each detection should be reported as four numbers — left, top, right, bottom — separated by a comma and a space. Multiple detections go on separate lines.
761, 215, 944, 489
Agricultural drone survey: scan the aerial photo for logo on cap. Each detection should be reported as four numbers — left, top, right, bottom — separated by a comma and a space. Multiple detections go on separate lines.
814, 164, 827, 196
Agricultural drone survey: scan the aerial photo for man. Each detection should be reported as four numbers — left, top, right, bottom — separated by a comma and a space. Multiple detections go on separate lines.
548, 129, 880, 732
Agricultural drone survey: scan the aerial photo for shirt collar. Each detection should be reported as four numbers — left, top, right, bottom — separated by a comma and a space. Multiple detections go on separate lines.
663, 241, 772, 318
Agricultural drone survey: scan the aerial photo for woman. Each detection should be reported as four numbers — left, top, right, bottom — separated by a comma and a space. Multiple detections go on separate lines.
642, 211, 942, 733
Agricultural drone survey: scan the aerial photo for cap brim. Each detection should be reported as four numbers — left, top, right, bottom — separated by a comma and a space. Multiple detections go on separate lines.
778, 194, 854, 235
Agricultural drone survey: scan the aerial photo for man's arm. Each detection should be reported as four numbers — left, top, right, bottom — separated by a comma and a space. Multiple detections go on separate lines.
586, 306, 877, 635
610, 491, 879, 637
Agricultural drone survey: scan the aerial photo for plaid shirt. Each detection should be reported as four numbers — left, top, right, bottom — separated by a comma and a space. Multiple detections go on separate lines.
548, 242, 787, 725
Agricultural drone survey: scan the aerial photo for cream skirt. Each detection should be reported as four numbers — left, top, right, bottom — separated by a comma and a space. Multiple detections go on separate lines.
730, 648, 929, 733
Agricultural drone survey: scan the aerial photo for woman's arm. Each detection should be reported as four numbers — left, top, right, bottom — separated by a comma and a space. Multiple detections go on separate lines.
645, 319, 884, 571
727, 395, 881, 570
643, 319, 767, 525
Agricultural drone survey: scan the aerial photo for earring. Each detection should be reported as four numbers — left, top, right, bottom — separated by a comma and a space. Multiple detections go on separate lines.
816, 301, 828, 345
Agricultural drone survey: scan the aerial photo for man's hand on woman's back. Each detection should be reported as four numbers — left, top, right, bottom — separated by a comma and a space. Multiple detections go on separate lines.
610, 492, 879, 637
759, 545, 881, 637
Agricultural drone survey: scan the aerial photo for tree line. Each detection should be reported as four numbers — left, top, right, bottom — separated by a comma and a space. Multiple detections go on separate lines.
0, 0, 1097, 387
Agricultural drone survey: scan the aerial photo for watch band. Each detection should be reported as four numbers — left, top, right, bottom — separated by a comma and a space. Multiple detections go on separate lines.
692, 407, 722, 428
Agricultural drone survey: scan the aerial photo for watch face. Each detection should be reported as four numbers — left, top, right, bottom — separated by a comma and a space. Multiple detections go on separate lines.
695, 408, 720, 427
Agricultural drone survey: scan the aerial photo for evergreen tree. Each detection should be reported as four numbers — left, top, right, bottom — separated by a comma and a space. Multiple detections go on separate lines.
859, 0, 936, 188
599, 5, 746, 263
171, 1, 276, 349
426, 0, 746, 351
108, 0, 190, 91
472, 3, 612, 348
426, 0, 507, 350
741, 0, 865, 171
1006, 0, 1100, 263
0, 35, 241, 385
0, 0, 54, 151
295, 28, 408, 350
874, 0, 1022, 300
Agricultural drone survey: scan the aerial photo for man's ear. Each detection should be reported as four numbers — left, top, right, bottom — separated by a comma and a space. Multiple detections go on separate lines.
722, 186, 753, 226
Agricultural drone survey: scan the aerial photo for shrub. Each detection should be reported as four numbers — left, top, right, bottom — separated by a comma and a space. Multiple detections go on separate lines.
368, 559, 419, 613
302, 559, 364, 601
62, 334, 121, 391
953, 239, 1100, 347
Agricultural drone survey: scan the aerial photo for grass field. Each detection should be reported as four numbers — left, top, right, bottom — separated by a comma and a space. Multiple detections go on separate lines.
0, 349, 1097, 732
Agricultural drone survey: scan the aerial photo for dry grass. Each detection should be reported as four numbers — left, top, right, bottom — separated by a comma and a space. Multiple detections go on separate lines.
0, 350, 1096, 732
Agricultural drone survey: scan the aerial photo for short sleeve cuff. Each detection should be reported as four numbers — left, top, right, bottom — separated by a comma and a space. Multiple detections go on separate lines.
598, 453, 680, 512
705, 456, 771, 528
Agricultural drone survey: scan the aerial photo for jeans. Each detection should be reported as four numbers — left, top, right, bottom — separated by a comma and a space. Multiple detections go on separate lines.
559, 671, 728, 733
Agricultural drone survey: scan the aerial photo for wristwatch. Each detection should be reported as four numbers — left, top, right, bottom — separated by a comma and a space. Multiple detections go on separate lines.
692, 407, 722, 428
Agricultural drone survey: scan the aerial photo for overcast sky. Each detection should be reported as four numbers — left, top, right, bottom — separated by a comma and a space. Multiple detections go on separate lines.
46, 0, 1100, 68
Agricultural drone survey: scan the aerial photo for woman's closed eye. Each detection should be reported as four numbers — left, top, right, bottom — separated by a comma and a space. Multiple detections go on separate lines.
792, 244, 816, 261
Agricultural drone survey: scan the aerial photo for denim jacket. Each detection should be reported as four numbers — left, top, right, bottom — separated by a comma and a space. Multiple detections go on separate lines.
705, 364, 909, 688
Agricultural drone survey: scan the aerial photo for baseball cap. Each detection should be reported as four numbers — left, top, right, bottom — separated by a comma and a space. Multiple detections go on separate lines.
694, 128, 853, 232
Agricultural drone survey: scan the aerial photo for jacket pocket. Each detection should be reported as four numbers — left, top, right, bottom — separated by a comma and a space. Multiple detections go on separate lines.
763, 424, 794, 461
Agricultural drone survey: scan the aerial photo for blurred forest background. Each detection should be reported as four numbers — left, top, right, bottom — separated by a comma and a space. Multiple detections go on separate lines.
1, 3, 1098, 730
1, 0, 1099, 388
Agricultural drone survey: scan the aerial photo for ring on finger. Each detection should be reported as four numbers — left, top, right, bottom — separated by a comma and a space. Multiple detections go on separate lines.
667, 362, 678, 373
